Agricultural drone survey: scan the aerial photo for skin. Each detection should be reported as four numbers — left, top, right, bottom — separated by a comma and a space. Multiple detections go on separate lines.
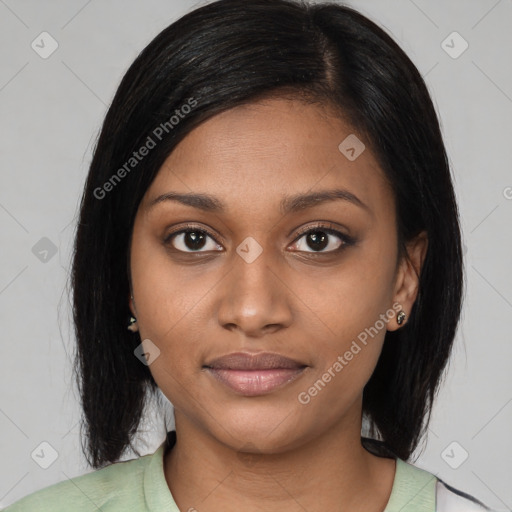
128, 96, 428, 512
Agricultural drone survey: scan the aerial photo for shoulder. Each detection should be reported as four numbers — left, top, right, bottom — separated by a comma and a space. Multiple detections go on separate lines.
386, 459, 493, 512
363, 440, 494, 512
1, 450, 155, 512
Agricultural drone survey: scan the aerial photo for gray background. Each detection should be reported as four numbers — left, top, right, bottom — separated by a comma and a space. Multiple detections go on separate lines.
0, 0, 511, 510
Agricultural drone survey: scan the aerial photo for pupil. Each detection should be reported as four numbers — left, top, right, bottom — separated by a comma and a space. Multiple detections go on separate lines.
185, 231, 206, 250
308, 231, 328, 251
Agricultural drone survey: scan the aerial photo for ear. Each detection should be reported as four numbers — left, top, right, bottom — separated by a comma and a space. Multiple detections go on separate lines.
387, 230, 428, 331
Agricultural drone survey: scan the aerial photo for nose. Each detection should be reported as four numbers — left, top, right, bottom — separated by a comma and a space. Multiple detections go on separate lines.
215, 247, 293, 338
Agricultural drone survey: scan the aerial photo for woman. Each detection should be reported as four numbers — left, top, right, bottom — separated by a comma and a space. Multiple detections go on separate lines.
2, 0, 494, 510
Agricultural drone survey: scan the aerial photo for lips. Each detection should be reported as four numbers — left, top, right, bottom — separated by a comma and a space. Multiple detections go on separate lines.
203, 352, 307, 396
204, 351, 306, 371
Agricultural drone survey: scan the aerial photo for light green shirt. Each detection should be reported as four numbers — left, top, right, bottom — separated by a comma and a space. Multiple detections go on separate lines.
1, 439, 439, 511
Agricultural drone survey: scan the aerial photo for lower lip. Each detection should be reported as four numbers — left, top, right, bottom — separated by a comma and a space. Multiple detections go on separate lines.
205, 367, 306, 396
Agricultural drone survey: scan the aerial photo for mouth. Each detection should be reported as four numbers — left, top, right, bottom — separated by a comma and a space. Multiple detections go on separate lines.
203, 352, 308, 396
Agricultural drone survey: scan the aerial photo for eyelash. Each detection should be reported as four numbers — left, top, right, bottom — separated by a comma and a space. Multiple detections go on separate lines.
163, 222, 356, 254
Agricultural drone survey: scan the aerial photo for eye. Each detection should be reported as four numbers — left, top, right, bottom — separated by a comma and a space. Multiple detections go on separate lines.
164, 222, 356, 254
164, 224, 223, 253
291, 223, 356, 253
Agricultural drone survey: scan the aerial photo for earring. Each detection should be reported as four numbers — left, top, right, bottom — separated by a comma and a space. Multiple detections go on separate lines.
128, 294, 138, 332
396, 310, 406, 326
127, 316, 138, 332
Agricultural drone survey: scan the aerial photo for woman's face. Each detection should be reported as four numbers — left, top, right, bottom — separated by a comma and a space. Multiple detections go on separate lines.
129, 97, 427, 453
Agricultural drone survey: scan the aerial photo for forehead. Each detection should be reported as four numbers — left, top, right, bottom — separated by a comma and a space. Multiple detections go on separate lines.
142, 97, 393, 219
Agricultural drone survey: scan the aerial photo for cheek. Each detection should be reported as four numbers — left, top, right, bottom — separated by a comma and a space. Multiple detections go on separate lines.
292, 256, 394, 403
294, 252, 394, 344
137, 313, 209, 412
129, 229, 197, 390
297, 307, 387, 417
130, 223, 211, 337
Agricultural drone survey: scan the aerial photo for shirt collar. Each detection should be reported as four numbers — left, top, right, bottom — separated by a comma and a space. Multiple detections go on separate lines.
143, 431, 180, 511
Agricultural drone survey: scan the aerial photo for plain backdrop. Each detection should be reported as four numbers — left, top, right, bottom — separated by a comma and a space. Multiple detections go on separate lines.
0, 0, 511, 510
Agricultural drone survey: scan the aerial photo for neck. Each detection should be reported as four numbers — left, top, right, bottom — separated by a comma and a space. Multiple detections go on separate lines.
164, 404, 396, 512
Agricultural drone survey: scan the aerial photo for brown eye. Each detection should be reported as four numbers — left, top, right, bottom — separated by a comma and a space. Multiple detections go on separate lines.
164, 227, 223, 253
291, 225, 356, 253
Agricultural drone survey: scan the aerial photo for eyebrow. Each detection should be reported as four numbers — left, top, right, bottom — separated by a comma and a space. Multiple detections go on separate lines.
145, 188, 371, 215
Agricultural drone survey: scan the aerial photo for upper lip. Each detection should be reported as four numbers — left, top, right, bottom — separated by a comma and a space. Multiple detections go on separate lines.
204, 352, 307, 370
